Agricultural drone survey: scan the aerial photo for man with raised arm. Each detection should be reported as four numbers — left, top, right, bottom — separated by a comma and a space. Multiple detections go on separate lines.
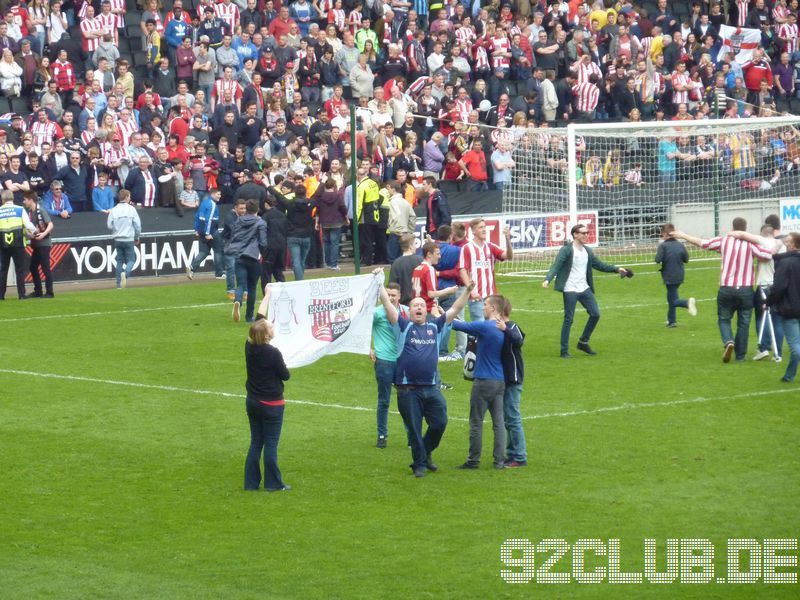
671, 218, 774, 363
376, 270, 474, 478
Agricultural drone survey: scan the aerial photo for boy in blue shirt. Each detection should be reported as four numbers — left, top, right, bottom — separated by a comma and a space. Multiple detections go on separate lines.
378, 275, 473, 477
452, 294, 508, 470
187, 188, 224, 280
92, 172, 114, 213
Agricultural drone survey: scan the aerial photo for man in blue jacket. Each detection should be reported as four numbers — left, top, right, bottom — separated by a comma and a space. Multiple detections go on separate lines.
543, 223, 631, 358
187, 188, 224, 280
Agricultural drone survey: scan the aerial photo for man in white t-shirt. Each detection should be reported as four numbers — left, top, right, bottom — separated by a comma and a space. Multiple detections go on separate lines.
543, 224, 631, 358
729, 223, 786, 361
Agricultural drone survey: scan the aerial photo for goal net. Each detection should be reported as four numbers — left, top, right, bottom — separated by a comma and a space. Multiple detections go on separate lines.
502, 116, 800, 275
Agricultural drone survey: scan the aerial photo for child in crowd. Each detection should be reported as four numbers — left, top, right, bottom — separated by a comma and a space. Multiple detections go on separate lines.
180, 178, 200, 209
442, 152, 461, 181
655, 223, 697, 328
92, 172, 114, 213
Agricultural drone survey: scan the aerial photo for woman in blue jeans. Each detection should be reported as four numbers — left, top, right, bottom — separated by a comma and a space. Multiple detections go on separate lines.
270, 182, 314, 280
244, 289, 291, 491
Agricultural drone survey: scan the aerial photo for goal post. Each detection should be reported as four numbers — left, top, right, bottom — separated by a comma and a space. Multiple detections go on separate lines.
502, 115, 800, 275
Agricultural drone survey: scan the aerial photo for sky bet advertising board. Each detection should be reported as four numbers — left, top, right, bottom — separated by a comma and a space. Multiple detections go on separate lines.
414, 211, 599, 251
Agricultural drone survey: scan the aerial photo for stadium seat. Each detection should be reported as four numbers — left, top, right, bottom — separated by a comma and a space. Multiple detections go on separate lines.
118, 37, 131, 54
124, 11, 142, 27
776, 98, 790, 114
125, 0, 139, 11
129, 36, 143, 52
0, 96, 12, 114
132, 52, 150, 67
9, 96, 28, 115
790, 98, 800, 115
126, 24, 141, 39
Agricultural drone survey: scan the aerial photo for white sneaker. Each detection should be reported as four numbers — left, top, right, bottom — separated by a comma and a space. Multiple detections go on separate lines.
186, 266, 194, 280
687, 297, 697, 316
120, 272, 127, 289
753, 350, 770, 361
232, 301, 241, 323
774, 355, 783, 363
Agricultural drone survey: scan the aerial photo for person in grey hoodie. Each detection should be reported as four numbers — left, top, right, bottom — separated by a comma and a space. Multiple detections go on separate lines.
229, 199, 268, 322
655, 223, 697, 327
107, 189, 141, 289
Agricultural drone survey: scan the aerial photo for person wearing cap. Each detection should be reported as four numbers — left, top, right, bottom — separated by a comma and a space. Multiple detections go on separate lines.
0, 129, 15, 159
234, 167, 268, 210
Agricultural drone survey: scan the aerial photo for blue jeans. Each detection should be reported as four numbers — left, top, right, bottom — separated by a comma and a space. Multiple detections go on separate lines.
387, 233, 401, 264
323, 227, 342, 268
287, 236, 311, 280
754, 287, 784, 355
374, 359, 395, 438
717, 286, 753, 360
455, 292, 483, 353
396, 385, 448, 470
191, 232, 224, 276
114, 241, 136, 287
235, 256, 261, 321
561, 289, 600, 354
244, 396, 285, 490
224, 252, 237, 293
438, 292, 456, 355
666, 283, 688, 325
503, 382, 526, 462
781, 318, 800, 382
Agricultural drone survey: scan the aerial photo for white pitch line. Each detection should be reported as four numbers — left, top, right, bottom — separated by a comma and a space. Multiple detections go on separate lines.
0, 302, 228, 323
500, 264, 723, 282
1, 369, 793, 425
0, 368, 468, 422
523, 387, 798, 420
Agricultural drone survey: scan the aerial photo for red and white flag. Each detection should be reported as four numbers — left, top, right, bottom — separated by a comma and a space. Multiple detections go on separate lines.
719, 25, 762, 64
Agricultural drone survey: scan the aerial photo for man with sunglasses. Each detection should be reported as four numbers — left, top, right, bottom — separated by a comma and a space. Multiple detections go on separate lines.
543, 224, 632, 358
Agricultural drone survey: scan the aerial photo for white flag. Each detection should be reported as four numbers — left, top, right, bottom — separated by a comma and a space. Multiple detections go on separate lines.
266, 274, 381, 368
719, 25, 762, 64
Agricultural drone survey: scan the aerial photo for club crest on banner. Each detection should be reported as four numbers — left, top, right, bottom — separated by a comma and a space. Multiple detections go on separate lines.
310, 295, 353, 342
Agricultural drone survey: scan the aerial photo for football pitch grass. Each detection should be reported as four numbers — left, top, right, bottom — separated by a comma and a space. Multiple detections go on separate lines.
1, 261, 798, 599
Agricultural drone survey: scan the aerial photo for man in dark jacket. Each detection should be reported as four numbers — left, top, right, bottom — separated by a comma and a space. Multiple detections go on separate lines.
229, 200, 268, 323
421, 176, 451, 237
768, 232, 800, 383
222, 199, 247, 299
655, 223, 697, 327
543, 223, 632, 358
56, 152, 90, 212
261, 192, 288, 288
234, 169, 268, 211
269, 182, 314, 281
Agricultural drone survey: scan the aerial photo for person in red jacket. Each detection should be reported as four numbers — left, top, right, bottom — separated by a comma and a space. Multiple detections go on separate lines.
742, 48, 773, 106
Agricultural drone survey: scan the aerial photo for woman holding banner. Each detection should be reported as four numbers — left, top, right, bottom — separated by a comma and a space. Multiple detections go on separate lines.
244, 288, 292, 492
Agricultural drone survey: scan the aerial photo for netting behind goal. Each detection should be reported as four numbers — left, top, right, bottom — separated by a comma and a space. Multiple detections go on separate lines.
502, 116, 800, 275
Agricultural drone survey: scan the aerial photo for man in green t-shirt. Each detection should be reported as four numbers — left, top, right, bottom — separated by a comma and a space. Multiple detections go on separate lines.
371, 280, 408, 448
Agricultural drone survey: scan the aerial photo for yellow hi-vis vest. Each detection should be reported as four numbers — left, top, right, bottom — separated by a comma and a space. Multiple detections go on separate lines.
0, 204, 26, 248
356, 177, 381, 225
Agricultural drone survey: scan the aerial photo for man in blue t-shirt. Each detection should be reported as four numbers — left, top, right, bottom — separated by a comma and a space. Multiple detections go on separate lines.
377, 276, 474, 477
452, 294, 508, 470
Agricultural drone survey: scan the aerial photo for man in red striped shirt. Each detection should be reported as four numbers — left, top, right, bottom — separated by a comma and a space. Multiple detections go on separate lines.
412, 242, 456, 314
672, 218, 774, 363
571, 73, 600, 122
458, 218, 512, 327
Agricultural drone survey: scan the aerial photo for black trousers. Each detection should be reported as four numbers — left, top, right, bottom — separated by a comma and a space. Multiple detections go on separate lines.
29, 245, 53, 295
359, 223, 377, 266
261, 246, 286, 291
0, 245, 27, 299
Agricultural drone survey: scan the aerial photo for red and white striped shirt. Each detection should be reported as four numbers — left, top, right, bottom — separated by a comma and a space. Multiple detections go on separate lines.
671, 70, 691, 104
455, 26, 475, 46
573, 60, 602, 84
81, 129, 96, 145
472, 45, 490, 72
347, 11, 362, 35
735, 0, 749, 27
488, 36, 511, 69
116, 119, 139, 146
30, 121, 60, 150
96, 12, 118, 43
778, 23, 799, 54
458, 240, 504, 299
454, 98, 472, 123
214, 2, 240, 33
108, 0, 126, 29
773, 3, 790, 26
571, 81, 600, 112
80, 17, 104, 52
141, 170, 157, 207
212, 78, 243, 102
702, 235, 773, 287
329, 8, 346, 31
103, 145, 129, 182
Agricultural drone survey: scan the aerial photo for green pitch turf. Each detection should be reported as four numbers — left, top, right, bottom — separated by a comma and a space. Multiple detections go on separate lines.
1, 261, 798, 599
